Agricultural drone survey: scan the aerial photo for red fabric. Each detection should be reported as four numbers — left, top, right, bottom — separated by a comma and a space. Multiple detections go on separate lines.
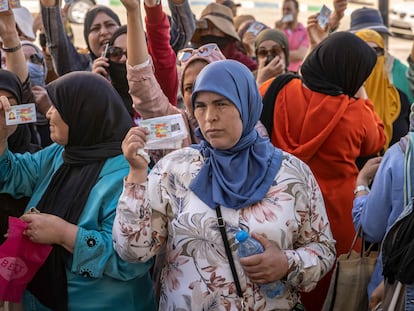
222, 41, 257, 71
260, 78, 385, 310
145, 4, 178, 106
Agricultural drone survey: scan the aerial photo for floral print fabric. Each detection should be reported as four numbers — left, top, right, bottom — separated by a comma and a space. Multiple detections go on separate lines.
113, 147, 336, 311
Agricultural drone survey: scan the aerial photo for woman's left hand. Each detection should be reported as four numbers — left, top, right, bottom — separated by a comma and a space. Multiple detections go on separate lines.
21, 213, 68, 245
239, 232, 289, 284
0, 9, 17, 40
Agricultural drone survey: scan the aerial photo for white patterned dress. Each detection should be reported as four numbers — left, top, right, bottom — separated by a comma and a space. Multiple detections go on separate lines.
113, 147, 336, 311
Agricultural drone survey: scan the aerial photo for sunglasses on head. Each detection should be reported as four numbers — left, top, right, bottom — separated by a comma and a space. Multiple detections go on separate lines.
176, 43, 220, 65
257, 45, 284, 59
108, 46, 127, 61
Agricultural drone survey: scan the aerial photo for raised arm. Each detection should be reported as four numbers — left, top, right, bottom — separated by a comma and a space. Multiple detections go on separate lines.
122, 0, 181, 118
0, 9, 27, 82
145, 0, 178, 105
167, 0, 196, 53
40, 0, 91, 74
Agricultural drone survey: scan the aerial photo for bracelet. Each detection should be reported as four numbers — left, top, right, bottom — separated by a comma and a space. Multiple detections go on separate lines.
2, 43, 22, 53
353, 185, 370, 195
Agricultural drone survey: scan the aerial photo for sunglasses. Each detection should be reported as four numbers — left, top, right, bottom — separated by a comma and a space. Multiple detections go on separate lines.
29, 52, 44, 65
372, 46, 384, 57
177, 43, 220, 65
108, 46, 127, 61
257, 45, 284, 59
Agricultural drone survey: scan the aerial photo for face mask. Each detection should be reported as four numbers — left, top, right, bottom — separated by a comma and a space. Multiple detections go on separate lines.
108, 61, 128, 92
108, 61, 134, 117
200, 35, 229, 52
27, 62, 45, 87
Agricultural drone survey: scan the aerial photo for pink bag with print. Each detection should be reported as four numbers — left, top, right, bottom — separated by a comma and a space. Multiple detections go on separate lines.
0, 217, 52, 302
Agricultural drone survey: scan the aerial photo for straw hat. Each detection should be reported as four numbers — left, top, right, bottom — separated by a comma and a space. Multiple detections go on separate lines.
191, 3, 240, 45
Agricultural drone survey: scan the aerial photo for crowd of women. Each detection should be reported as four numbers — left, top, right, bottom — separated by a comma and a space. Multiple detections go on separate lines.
0, 0, 413, 309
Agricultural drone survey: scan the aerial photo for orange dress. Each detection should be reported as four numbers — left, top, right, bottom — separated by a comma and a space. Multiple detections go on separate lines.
260, 78, 386, 310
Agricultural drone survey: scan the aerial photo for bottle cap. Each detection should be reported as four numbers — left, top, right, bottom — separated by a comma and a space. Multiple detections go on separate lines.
235, 230, 248, 242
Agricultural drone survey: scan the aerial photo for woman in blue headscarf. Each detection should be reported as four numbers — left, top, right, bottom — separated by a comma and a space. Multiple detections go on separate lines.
113, 59, 336, 310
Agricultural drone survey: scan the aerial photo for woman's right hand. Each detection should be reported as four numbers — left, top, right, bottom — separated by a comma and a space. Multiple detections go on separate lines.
92, 56, 110, 79
122, 126, 150, 182
256, 55, 285, 86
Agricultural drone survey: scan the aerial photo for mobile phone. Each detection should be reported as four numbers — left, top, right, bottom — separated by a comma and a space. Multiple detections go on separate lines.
246, 21, 266, 36
317, 5, 332, 29
264, 54, 275, 66
103, 43, 110, 58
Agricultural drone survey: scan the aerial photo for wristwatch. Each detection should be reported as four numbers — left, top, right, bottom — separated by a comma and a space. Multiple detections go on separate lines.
353, 185, 370, 195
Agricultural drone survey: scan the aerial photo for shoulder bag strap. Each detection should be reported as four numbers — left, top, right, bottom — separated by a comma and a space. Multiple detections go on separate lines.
260, 73, 299, 139
215, 206, 243, 298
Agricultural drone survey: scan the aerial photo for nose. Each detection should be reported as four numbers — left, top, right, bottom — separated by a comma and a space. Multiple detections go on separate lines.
99, 25, 111, 36
120, 54, 127, 63
205, 105, 218, 122
46, 106, 53, 119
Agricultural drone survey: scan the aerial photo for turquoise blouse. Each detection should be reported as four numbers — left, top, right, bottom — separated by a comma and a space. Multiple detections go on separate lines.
0, 144, 156, 311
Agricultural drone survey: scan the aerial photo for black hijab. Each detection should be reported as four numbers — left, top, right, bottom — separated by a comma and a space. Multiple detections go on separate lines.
27, 72, 132, 310
0, 69, 23, 103
300, 31, 377, 97
83, 5, 121, 60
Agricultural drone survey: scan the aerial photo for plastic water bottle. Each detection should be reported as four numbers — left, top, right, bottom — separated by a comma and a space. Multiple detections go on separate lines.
235, 230, 285, 298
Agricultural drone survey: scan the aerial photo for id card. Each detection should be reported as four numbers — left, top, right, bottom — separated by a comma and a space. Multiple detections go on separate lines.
0, 0, 8, 12
282, 14, 294, 23
246, 22, 266, 36
317, 5, 332, 29
5, 103, 37, 125
139, 114, 187, 149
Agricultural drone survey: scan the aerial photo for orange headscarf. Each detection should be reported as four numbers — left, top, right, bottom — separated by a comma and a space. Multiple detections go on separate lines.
356, 29, 401, 149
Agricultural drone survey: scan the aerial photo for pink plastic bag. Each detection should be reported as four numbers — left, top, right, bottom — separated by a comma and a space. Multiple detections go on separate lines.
0, 217, 52, 302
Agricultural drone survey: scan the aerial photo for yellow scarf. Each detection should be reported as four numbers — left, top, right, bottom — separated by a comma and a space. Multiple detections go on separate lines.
356, 29, 401, 149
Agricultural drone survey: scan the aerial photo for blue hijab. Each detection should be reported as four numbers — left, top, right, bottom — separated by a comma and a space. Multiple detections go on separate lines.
189, 60, 283, 210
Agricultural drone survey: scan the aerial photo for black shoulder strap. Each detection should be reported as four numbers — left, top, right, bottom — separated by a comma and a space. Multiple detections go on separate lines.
260, 74, 299, 139
215, 206, 243, 298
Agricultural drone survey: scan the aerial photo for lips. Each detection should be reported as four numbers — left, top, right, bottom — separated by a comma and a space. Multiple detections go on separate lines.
205, 129, 221, 136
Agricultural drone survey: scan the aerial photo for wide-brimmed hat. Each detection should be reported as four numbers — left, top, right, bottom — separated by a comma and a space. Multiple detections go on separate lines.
12, 7, 36, 41
349, 7, 392, 36
191, 3, 240, 45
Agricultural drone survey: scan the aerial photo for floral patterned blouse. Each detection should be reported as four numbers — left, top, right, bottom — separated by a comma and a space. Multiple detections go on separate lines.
113, 147, 336, 311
